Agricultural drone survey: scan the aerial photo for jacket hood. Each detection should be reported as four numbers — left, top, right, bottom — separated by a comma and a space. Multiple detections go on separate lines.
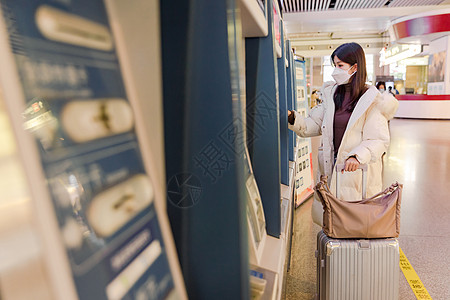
374, 91, 399, 120
321, 82, 399, 120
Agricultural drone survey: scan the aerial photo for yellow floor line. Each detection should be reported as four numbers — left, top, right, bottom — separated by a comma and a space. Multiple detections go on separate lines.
399, 247, 432, 300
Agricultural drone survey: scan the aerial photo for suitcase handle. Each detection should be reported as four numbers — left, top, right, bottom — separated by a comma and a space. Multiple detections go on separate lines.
334, 163, 368, 199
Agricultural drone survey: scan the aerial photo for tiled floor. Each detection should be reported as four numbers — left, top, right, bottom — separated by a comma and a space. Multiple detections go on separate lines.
285, 118, 450, 300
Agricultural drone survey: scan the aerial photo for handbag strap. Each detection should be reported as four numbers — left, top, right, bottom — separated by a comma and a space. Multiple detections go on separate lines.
359, 182, 400, 204
318, 175, 400, 203
318, 175, 333, 194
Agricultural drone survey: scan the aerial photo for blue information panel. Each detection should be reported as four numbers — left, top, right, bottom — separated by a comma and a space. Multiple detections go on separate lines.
0, 0, 175, 299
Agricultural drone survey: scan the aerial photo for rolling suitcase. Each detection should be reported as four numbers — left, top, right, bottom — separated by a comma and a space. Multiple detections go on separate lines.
315, 230, 399, 300
315, 164, 400, 300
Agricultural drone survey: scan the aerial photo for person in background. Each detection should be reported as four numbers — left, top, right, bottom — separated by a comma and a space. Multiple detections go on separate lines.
376, 81, 386, 93
287, 42, 399, 226
392, 85, 399, 95
311, 90, 320, 108
388, 86, 396, 98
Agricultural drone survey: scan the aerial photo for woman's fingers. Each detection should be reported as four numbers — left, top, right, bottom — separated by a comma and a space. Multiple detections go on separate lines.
346, 161, 355, 172
343, 157, 360, 172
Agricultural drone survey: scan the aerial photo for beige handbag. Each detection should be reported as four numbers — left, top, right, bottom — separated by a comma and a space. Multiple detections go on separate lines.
314, 164, 402, 239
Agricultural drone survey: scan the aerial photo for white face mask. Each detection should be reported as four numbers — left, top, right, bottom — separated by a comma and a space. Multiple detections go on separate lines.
332, 65, 356, 85
379, 88, 385, 92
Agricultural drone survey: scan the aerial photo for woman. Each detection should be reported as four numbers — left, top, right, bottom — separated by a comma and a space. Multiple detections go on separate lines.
311, 89, 321, 108
288, 43, 398, 226
376, 81, 386, 93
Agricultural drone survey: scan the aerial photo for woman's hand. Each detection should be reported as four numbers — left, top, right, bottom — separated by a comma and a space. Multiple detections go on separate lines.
342, 156, 360, 173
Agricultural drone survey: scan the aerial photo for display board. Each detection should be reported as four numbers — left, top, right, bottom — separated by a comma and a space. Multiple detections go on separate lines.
0, 1, 178, 299
294, 60, 314, 207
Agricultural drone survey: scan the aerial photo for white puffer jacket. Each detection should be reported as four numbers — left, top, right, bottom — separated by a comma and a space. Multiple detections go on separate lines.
289, 82, 398, 224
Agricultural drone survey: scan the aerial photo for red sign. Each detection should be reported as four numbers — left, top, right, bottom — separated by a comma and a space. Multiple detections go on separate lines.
392, 14, 450, 40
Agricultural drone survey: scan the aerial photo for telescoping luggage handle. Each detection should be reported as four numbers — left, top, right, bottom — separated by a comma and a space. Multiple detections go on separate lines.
335, 164, 368, 199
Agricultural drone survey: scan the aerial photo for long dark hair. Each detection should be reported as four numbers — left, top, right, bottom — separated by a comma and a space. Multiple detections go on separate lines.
331, 43, 368, 111
376, 81, 386, 89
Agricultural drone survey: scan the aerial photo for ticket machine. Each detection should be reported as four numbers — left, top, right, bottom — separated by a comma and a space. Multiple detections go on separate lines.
0, 0, 186, 299
245, 0, 282, 238
160, 0, 251, 298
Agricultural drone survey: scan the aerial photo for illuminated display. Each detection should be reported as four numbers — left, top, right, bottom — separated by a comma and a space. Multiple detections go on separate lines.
380, 44, 422, 66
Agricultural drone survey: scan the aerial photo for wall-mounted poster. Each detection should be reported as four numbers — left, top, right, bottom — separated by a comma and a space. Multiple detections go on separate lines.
428, 51, 446, 83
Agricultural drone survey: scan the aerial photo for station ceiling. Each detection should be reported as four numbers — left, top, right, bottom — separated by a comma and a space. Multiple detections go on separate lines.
279, 0, 446, 13
280, 0, 450, 56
